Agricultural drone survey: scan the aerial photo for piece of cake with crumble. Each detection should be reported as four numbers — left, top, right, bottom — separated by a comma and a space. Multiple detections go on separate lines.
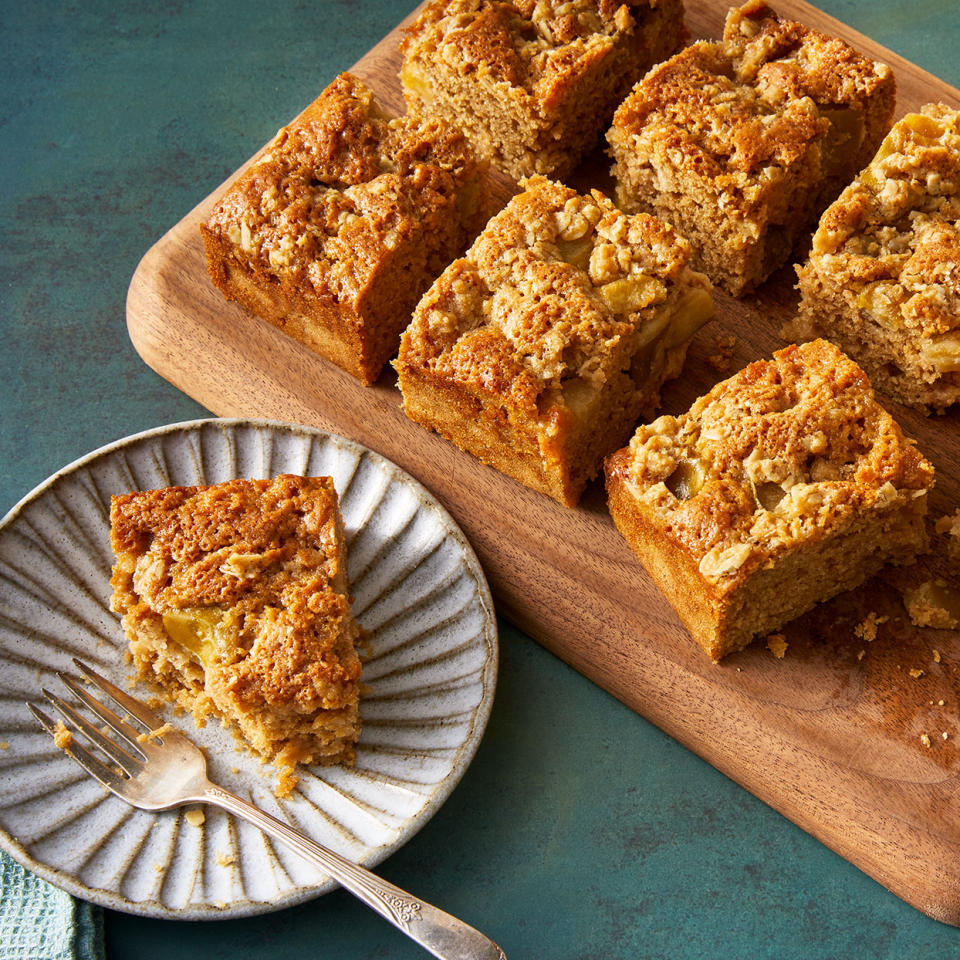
400, 0, 687, 181
794, 103, 960, 411
605, 339, 934, 661
607, 0, 895, 296
394, 175, 714, 507
201, 72, 489, 385
109, 474, 363, 796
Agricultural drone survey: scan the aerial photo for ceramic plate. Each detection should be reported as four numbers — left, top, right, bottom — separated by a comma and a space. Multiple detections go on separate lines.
0, 419, 497, 919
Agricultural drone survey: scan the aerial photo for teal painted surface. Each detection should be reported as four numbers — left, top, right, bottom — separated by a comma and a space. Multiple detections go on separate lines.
2, 0, 959, 957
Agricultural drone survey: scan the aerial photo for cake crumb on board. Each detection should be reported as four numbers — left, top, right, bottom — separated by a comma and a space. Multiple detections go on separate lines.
855, 612, 888, 642
903, 580, 960, 629
707, 334, 737, 373
766, 634, 788, 659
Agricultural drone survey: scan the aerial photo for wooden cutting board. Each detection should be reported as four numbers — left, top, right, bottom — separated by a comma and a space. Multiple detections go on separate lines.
126, 0, 960, 925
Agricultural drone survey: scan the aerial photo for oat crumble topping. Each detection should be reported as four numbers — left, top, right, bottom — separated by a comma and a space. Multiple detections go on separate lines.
614, 340, 933, 581
207, 73, 478, 306
401, 175, 710, 401
796, 103, 960, 408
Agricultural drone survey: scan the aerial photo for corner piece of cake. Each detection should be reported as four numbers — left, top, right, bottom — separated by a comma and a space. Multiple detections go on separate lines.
794, 103, 960, 411
605, 339, 934, 661
607, 0, 895, 296
394, 175, 714, 508
109, 474, 362, 795
399, 0, 687, 182
201, 72, 489, 385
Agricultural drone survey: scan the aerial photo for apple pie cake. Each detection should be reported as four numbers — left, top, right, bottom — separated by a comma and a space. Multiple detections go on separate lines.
394, 175, 714, 507
607, 0, 895, 296
109, 474, 363, 795
201, 72, 489, 385
605, 340, 934, 660
794, 103, 960, 411
399, 0, 687, 181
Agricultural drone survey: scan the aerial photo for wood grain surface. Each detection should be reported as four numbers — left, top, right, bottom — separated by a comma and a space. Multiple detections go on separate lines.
126, 0, 960, 924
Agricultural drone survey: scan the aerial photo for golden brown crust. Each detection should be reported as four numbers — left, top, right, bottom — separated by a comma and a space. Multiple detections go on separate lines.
403, 0, 667, 97
400, 0, 687, 180
612, 44, 829, 179
605, 340, 934, 659
201, 72, 489, 384
396, 175, 714, 506
609, 340, 933, 566
608, 1, 895, 296
723, 0, 893, 112
795, 103, 960, 409
110, 475, 362, 792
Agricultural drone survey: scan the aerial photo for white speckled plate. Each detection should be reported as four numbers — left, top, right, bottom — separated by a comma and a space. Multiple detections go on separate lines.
0, 419, 497, 919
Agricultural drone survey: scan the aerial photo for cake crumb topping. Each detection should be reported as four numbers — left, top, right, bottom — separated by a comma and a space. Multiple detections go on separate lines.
109, 475, 363, 797
615, 340, 934, 582
401, 175, 710, 403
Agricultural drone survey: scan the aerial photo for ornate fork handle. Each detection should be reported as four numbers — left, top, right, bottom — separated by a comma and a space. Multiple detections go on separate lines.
201, 784, 506, 960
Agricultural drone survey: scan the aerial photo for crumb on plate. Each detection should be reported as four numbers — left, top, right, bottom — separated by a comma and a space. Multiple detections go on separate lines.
53, 721, 73, 750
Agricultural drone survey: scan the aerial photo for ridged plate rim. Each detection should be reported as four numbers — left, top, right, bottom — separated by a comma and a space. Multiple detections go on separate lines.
0, 418, 498, 919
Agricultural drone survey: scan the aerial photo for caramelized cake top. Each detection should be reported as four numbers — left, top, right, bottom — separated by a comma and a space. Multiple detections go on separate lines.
610, 1, 894, 202
605, 340, 934, 584
110, 474, 361, 712
205, 72, 481, 306
808, 103, 960, 346
401, 0, 656, 105
398, 175, 712, 415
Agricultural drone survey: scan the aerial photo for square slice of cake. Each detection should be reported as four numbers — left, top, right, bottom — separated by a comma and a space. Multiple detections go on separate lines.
605, 340, 934, 661
794, 103, 960, 411
109, 474, 362, 795
201, 72, 489, 385
607, 0, 895, 296
399, 0, 686, 182
394, 175, 714, 507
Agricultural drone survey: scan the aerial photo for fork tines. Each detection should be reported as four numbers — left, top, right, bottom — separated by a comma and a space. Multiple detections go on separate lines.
27, 701, 131, 791
27, 659, 162, 789
71, 659, 165, 731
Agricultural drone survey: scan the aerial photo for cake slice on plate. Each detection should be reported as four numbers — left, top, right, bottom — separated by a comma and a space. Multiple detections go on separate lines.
109, 474, 362, 795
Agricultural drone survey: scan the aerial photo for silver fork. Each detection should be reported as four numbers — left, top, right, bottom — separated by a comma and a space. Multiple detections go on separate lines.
28, 659, 505, 960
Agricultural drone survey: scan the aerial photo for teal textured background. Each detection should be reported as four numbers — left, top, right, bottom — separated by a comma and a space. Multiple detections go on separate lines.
2, 1, 959, 957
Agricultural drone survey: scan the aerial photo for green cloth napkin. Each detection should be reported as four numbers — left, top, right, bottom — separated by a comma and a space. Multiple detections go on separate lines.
0, 852, 103, 960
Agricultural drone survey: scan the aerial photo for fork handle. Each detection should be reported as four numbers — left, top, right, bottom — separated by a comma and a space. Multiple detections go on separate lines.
198, 784, 505, 960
